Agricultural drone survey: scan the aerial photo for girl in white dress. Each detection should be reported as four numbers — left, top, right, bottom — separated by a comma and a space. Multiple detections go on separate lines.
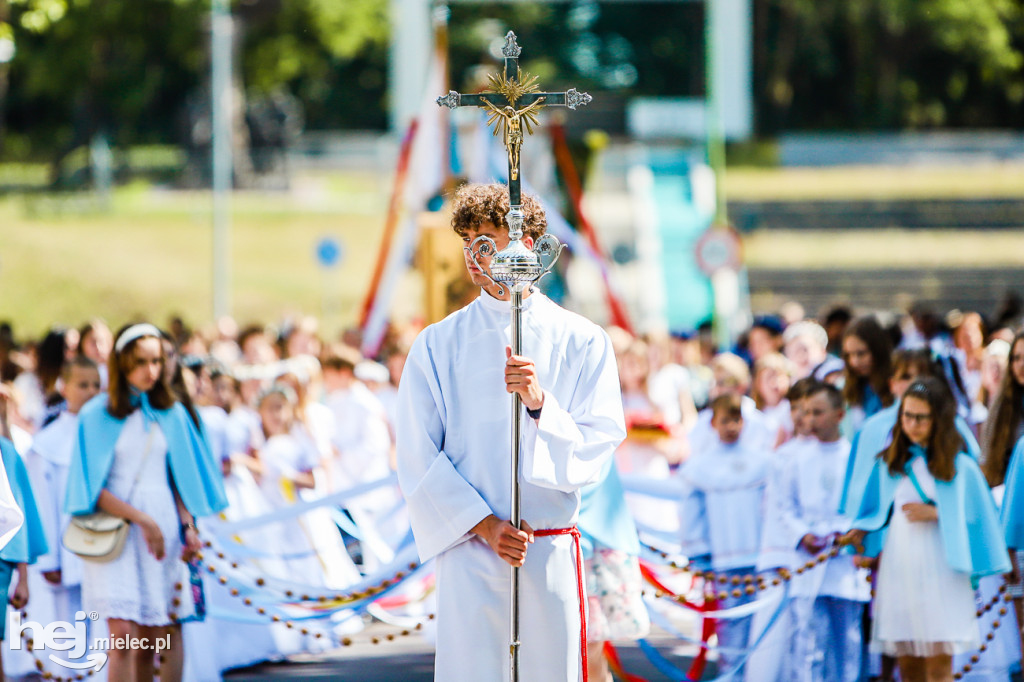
751, 351, 793, 438
844, 377, 1010, 682
231, 384, 327, 586
68, 324, 228, 682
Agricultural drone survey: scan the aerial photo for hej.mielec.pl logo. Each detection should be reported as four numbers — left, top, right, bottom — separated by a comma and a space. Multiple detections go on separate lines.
8, 610, 171, 671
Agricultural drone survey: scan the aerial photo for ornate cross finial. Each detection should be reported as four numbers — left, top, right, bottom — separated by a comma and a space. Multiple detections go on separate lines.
502, 31, 522, 58
436, 30, 591, 212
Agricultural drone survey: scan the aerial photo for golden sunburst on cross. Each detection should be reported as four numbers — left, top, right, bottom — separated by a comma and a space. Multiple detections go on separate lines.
486, 69, 541, 108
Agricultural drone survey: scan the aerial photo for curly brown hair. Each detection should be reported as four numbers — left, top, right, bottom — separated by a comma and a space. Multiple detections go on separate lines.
450, 183, 547, 242
884, 376, 963, 482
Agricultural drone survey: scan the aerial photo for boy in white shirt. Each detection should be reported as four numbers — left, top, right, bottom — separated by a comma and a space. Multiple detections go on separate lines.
679, 394, 773, 676
23, 358, 100, 642
748, 377, 823, 682
760, 377, 823, 571
777, 383, 870, 682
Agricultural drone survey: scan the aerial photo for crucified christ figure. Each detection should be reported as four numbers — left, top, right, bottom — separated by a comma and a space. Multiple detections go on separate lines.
484, 98, 546, 181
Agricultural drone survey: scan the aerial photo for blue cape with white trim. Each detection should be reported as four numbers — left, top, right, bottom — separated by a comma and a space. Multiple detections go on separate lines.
851, 447, 1009, 587
838, 403, 979, 516
1001, 435, 1024, 550
64, 394, 228, 518
0, 438, 48, 564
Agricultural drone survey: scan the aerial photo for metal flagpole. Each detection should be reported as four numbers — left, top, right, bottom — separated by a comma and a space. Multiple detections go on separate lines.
211, 0, 233, 320
437, 31, 590, 681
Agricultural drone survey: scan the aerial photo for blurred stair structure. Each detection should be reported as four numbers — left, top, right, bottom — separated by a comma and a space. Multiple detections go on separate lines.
580, 140, 1024, 325
731, 196, 1024, 317
731, 198, 1024, 232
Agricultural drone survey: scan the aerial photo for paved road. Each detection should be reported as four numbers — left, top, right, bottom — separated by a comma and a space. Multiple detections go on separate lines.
224, 627, 709, 681
220, 627, 1024, 682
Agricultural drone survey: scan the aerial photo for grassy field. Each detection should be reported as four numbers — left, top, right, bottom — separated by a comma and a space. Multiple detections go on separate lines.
742, 229, 1024, 268
0, 172, 393, 339
724, 163, 1024, 201
2, 161, 1023, 339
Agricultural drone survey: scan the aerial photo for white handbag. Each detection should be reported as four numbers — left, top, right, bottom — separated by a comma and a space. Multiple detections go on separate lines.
62, 427, 155, 563
62, 512, 130, 562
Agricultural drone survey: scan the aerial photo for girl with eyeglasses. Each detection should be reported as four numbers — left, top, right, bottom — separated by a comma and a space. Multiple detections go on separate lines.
842, 376, 1009, 682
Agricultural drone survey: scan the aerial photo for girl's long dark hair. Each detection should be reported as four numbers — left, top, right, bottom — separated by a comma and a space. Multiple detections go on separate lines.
842, 316, 894, 409
37, 327, 71, 398
884, 376, 963, 482
890, 349, 936, 384
162, 333, 201, 429
107, 325, 176, 419
981, 332, 1024, 486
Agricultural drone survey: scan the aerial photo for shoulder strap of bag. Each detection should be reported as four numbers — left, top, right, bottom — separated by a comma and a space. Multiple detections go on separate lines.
122, 424, 158, 509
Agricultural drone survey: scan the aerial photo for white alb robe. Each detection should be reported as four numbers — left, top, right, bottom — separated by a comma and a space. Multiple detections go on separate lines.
396, 291, 625, 682
326, 382, 402, 568
187, 463, 299, 675
746, 436, 814, 682
758, 435, 813, 571
24, 411, 84, 588
773, 438, 870, 601
198, 404, 230, 464
772, 438, 870, 682
225, 405, 261, 457
677, 439, 772, 571
256, 433, 329, 588
326, 382, 392, 484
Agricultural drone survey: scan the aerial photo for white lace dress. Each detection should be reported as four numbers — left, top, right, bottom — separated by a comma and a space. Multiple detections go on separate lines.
871, 457, 979, 656
81, 411, 196, 625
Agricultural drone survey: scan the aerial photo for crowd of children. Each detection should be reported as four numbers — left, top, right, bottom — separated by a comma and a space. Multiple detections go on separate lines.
605, 301, 1023, 682
0, 298, 1020, 681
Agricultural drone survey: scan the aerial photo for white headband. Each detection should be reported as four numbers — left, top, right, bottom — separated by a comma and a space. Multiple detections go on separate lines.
114, 323, 163, 354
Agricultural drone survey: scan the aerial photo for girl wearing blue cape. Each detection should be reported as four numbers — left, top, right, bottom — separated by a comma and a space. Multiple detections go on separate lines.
985, 331, 1024, 662
838, 349, 981, 518
842, 377, 1010, 682
0, 432, 48, 680
65, 324, 227, 682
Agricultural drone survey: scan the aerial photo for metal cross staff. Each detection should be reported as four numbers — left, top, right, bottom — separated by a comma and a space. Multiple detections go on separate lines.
437, 30, 591, 682
438, 31, 591, 206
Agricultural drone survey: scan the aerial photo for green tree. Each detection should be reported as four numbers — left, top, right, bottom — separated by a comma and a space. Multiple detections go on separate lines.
3, 0, 1022, 165
0, 0, 389, 170
0, 1, 13, 153
446, 2, 704, 99
755, 0, 1024, 130
4, 0, 208, 172
240, 0, 389, 130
